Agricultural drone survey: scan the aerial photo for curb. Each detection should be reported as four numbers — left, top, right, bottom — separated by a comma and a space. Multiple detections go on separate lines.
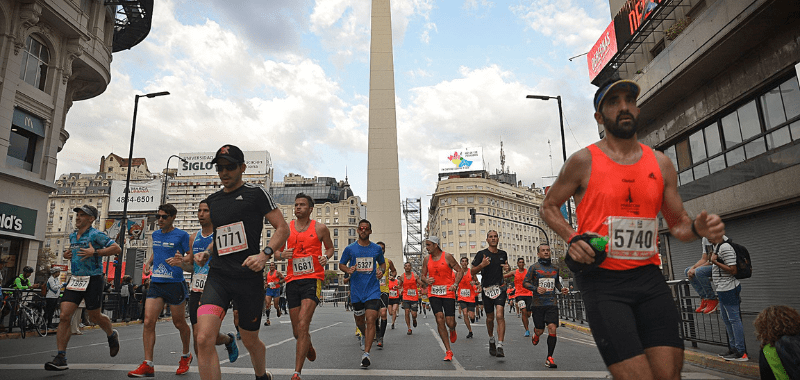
559, 320, 759, 379
0, 317, 174, 340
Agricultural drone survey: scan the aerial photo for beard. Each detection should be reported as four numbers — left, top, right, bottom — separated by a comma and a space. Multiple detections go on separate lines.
603, 111, 638, 139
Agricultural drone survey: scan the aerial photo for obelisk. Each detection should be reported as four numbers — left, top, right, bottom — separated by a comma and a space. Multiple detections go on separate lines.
367, 0, 403, 265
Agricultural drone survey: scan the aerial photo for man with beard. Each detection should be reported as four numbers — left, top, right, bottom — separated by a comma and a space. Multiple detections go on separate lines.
540, 79, 725, 380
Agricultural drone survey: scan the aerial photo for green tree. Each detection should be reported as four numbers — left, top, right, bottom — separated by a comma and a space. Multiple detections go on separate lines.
323, 270, 339, 287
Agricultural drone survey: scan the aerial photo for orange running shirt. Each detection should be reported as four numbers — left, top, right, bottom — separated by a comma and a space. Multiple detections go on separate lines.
514, 269, 533, 297
265, 270, 281, 289
427, 253, 455, 299
457, 270, 474, 302
577, 143, 664, 271
285, 220, 324, 282
402, 273, 419, 301
388, 278, 400, 299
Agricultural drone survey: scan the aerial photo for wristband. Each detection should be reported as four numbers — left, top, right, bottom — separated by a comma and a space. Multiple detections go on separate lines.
568, 232, 580, 244
690, 219, 701, 238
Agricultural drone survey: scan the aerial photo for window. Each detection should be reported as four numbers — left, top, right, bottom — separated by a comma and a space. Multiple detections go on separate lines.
8, 108, 44, 172
333, 229, 338, 237
19, 35, 49, 91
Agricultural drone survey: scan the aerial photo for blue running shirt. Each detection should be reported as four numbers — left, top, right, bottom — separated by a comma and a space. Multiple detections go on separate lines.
151, 228, 190, 283
340, 241, 385, 303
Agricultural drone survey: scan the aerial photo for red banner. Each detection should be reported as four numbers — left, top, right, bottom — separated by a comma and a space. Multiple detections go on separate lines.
588, 21, 618, 81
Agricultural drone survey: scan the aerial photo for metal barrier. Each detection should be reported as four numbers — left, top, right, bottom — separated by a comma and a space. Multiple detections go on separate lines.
556, 279, 730, 348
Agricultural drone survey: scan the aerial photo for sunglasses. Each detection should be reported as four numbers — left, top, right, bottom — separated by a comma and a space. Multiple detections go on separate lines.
358, 226, 370, 231
215, 163, 239, 172
156, 214, 172, 220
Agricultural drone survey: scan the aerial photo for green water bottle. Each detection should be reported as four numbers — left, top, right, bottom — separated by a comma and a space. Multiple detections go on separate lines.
589, 236, 609, 252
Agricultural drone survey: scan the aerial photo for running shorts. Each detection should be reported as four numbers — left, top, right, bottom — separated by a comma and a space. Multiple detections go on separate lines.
429, 296, 456, 317
265, 287, 280, 298
188, 291, 202, 325
516, 295, 532, 310
531, 305, 559, 330
576, 264, 683, 366
380, 293, 389, 309
61, 274, 105, 310
459, 300, 476, 312
352, 299, 381, 313
401, 300, 418, 312
147, 281, 187, 306
286, 278, 321, 309
481, 285, 507, 314
199, 271, 264, 331
388, 298, 401, 306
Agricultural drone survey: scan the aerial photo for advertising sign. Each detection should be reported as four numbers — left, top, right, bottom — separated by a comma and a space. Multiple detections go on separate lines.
0, 202, 37, 238
177, 151, 271, 176
588, 21, 618, 81
438, 147, 484, 174
109, 180, 162, 212
613, 0, 663, 49
104, 218, 147, 241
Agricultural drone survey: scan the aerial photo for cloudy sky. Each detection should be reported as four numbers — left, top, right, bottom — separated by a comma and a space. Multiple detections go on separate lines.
58, 0, 613, 206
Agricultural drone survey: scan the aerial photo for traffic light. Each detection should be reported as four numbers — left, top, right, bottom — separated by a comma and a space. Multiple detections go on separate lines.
469, 208, 476, 223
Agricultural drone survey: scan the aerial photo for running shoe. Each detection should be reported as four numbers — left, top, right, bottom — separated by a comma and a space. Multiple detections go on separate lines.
291, 373, 302, 380
361, 352, 371, 367
443, 350, 453, 361
695, 299, 708, 313
276, 308, 282, 318
703, 299, 719, 314
723, 352, 749, 362
44, 354, 68, 371
718, 349, 735, 357
264, 319, 270, 326
108, 329, 120, 357
532, 334, 540, 346
407, 329, 412, 335
524, 330, 530, 337
466, 331, 473, 339
306, 345, 316, 362
495, 346, 505, 357
545, 356, 558, 368
391, 323, 395, 329
449, 329, 457, 343
377, 336, 384, 348
225, 332, 239, 363
489, 341, 497, 356
127, 361, 154, 378
256, 371, 273, 380
176, 353, 192, 375
413, 318, 417, 327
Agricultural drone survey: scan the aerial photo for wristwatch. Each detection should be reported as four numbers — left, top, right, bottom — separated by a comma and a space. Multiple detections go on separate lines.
263, 247, 274, 257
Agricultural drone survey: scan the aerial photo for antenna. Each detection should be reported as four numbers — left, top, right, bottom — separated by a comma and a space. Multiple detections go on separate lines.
500, 140, 506, 174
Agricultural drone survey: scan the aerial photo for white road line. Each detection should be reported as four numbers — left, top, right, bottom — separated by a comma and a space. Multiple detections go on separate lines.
426, 322, 466, 372
0, 363, 724, 378
558, 335, 597, 346
218, 322, 342, 365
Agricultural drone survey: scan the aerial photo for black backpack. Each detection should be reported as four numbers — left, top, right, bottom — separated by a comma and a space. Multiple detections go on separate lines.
715, 239, 752, 279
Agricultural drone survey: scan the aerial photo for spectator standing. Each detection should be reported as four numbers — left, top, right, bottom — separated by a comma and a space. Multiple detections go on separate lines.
754, 305, 800, 380
685, 237, 718, 313
45, 268, 62, 328
119, 275, 133, 322
710, 235, 747, 361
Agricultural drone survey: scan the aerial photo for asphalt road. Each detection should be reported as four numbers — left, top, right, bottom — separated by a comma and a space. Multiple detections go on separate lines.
0, 305, 746, 379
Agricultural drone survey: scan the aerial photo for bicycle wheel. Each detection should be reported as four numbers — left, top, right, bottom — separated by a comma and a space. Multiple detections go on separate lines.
32, 309, 47, 337
18, 310, 26, 339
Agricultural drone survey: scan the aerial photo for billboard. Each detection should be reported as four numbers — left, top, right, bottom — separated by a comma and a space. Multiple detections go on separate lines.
438, 147, 484, 174
588, 21, 618, 81
613, 0, 663, 49
177, 151, 271, 176
109, 180, 162, 212
104, 217, 147, 241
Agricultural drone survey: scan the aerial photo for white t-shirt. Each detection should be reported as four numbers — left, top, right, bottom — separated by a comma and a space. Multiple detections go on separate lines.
712, 240, 740, 292
46, 276, 62, 298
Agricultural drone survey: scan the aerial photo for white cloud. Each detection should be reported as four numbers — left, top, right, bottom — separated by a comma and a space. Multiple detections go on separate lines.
511, 0, 607, 51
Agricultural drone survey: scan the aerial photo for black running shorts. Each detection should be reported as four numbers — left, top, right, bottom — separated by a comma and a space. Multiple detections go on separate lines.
61, 275, 105, 310
429, 296, 456, 317
531, 305, 559, 330
199, 271, 264, 331
286, 278, 321, 309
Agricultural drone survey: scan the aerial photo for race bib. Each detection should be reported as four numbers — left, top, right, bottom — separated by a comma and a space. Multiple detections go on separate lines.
431, 285, 447, 296
484, 285, 502, 299
66, 276, 90, 291
539, 278, 555, 292
191, 273, 207, 292
607, 217, 658, 260
267, 282, 276, 289
389, 290, 398, 297
407, 288, 417, 297
355, 257, 373, 272
379, 277, 386, 286
517, 300, 526, 310
292, 256, 314, 275
216, 222, 248, 256
459, 288, 471, 298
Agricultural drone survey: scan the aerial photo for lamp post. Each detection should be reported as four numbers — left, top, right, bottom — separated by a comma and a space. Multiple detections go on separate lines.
117, 91, 170, 290
162, 155, 187, 205
525, 94, 573, 227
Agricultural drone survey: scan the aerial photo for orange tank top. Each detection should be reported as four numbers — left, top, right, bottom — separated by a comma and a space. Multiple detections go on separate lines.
402, 272, 419, 301
388, 278, 400, 299
427, 252, 455, 299
578, 143, 664, 271
514, 269, 533, 296
266, 270, 281, 289
457, 270, 474, 302
286, 220, 324, 281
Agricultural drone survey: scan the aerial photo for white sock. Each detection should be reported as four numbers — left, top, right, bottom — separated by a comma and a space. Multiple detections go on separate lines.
145, 360, 154, 367
489, 336, 496, 343
497, 341, 503, 347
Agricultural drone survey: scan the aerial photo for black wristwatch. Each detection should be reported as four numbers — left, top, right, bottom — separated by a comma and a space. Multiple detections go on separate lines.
263, 247, 274, 257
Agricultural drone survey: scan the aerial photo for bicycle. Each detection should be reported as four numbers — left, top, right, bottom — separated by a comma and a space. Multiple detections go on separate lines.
17, 292, 47, 339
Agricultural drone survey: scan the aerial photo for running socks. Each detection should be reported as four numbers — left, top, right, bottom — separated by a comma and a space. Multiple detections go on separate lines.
58, 350, 66, 359
379, 320, 387, 338
547, 334, 557, 357
145, 360, 154, 367
265, 309, 270, 319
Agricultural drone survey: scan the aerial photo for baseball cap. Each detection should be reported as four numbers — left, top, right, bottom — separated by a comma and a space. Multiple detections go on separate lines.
593, 79, 641, 111
426, 236, 440, 246
211, 144, 245, 164
73, 204, 98, 219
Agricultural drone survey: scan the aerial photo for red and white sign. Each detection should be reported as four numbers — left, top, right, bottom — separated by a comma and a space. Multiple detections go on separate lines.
588, 21, 618, 81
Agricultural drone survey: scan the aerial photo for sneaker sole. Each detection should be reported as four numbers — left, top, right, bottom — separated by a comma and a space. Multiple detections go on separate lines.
127, 373, 154, 378
496, 348, 505, 357
361, 358, 371, 367
44, 363, 68, 371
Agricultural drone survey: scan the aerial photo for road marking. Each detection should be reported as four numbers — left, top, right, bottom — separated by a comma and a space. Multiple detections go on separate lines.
218, 322, 342, 365
426, 322, 465, 372
558, 335, 596, 346
0, 363, 724, 378
0, 329, 186, 360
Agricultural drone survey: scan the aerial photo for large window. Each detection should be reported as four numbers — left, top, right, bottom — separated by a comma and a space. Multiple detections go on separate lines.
19, 35, 49, 91
662, 76, 800, 186
8, 108, 44, 172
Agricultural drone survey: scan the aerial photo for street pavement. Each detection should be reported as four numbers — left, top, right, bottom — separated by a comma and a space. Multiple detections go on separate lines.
0, 305, 750, 379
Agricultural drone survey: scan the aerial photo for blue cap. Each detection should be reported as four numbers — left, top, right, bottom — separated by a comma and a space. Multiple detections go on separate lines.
593, 79, 640, 111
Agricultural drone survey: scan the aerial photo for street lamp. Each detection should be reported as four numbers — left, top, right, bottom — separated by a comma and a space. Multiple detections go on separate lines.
117, 91, 170, 290
525, 94, 573, 227
162, 155, 188, 205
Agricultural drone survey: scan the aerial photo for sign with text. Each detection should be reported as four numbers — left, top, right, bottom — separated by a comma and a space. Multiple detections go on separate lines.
0, 202, 37, 238
438, 147, 484, 174
109, 180, 162, 212
613, 0, 663, 49
177, 151, 270, 176
588, 21, 618, 81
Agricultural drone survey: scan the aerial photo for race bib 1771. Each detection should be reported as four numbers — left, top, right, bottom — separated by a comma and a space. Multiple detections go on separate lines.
216, 222, 248, 256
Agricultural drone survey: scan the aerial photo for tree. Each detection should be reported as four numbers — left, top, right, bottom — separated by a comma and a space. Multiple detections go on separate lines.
323, 270, 339, 287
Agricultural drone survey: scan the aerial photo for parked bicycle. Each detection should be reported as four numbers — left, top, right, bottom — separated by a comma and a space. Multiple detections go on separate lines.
16, 291, 47, 339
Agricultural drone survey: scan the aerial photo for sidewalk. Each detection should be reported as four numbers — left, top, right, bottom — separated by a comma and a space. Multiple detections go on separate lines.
560, 320, 759, 379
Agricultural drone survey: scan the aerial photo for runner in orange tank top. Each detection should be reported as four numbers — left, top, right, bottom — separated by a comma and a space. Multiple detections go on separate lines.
540, 79, 725, 379
511, 258, 534, 337
263, 262, 284, 326
398, 263, 420, 335
456, 257, 477, 339
420, 236, 463, 362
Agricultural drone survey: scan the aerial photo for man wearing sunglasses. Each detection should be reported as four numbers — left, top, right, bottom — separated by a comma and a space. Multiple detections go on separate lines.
195, 144, 289, 380
129, 203, 192, 377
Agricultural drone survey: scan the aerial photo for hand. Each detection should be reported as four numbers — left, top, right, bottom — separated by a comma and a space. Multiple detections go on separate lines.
561, 288, 568, 295
426, 276, 435, 285
143, 265, 151, 276
319, 255, 329, 266
537, 287, 546, 294
710, 253, 719, 265
481, 256, 490, 268
77, 246, 96, 261
449, 284, 457, 292
695, 211, 725, 241
242, 252, 268, 272
347, 265, 356, 275
375, 269, 384, 279
282, 248, 294, 260
502, 263, 510, 272
568, 239, 596, 265
687, 268, 696, 279
195, 250, 208, 265
63, 249, 72, 260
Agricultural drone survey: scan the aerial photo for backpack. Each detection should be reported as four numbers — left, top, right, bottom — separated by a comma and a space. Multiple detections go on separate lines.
120, 283, 130, 297
715, 239, 752, 279
776, 334, 800, 380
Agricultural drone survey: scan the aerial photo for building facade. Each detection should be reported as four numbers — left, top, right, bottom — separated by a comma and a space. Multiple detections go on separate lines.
0, 1, 150, 284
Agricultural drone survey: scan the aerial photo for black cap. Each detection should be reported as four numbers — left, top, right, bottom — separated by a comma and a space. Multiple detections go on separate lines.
211, 144, 245, 164
73, 204, 98, 219
593, 79, 640, 112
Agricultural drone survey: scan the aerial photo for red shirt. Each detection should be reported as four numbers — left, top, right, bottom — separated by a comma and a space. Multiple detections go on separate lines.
427, 252, 455, 299
388, 278, 400, 299
457, 269, 475, 302
401, 272, 419, 301
285, 220, 324, 282
513, 269, 533, 297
